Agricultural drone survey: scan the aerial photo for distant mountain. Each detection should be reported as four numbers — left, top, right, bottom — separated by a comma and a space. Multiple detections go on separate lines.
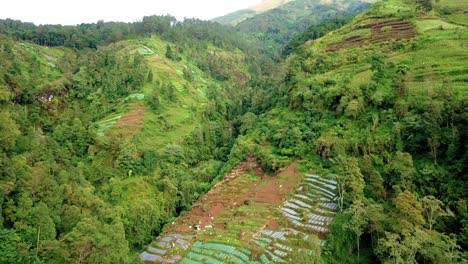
234, 0, 377, 54
212, 0, 294, 26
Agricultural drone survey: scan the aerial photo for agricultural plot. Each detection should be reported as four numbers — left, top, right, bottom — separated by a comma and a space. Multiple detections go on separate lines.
182, 241, 256, 264
280, 174, 338, 234
96, 115, 122, 137
141, 161, 337, 263
140, 234, 193, 263
136, 46, 155, 56
95, 102, 147, 139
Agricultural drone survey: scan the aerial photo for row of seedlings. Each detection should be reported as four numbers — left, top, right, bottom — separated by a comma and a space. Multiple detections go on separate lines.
140, 233, 193, 263
252, 229, 296, 263
281, 174, 338, 233
182, 241, 256, 264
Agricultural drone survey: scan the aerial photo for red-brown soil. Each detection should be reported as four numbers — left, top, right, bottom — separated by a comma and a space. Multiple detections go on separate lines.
166, 158, 301, 233
111, 102, 146, 139
327, 19, 415, 52
268, 219, 280, 231
369, 19, 415, 43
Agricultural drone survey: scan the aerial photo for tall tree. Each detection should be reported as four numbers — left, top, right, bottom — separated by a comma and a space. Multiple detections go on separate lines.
421, 195, 448, 231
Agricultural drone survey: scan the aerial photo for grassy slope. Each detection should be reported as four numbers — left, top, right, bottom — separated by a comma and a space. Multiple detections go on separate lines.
309, 0, 467, 95
7, 41, 72, 90
212, 0, 293, 26
95, 36, 250, 152
233, 0, 376, 52
87, 35, 252, 258
244, 0, 466, 261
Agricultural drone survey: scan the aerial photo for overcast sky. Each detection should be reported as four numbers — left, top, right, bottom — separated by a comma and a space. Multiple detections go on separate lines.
0, 0, 263, 25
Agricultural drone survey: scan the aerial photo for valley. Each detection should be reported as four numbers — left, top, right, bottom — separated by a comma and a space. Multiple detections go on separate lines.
0, 0, 466, 263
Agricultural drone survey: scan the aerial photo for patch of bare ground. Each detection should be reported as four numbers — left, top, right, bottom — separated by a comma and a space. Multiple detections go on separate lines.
369, 19, 416, 43
327, 19, 415, 52
166, 158, 301, 234
109, 102, 146, 140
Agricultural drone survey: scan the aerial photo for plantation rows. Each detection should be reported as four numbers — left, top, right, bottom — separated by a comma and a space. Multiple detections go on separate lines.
141, 174, 338, 263
181, 241, 257, 264
281, 174, 338, 233
140, 234, 193, 263
96, 115, 122, 137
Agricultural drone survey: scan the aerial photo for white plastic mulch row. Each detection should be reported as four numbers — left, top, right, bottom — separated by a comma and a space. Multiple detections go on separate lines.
303, 182, 336, 198
305, 174, 337, 185
287, 217, 329, 233
314, 207, 337, 215
275, 243, 293, 252
140, 233, 192, 263
320, 202, 338, 210
307, 213, 334, 222
264, 249, 286, 263
289, 199, 313, 209
281, 208, 302, 221
304, 177, 337, 190
260, 230, 287, 241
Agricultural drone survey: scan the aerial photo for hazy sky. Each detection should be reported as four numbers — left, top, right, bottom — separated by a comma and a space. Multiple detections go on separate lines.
0, 0, 263, 25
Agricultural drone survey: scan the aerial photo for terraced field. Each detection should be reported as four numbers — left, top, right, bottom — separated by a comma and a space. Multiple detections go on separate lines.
140, 160, 338, 263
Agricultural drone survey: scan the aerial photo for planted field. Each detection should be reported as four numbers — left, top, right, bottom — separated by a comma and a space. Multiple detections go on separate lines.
140, 158, 338, 263
96, 102, 147, 140
280, 174, 338, 236
327, 19, 415, 51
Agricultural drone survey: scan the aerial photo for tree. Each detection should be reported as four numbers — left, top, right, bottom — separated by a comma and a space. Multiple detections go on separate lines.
388, 151, 415, 190
416, 0, 433, 11
0, 229, 21, 263
165, 45, 180, 61
343, 200, 368, 262
421, 195, 447, 230
393, 191, 425, 231
0, 111, 20, 151
64, 217, 129, 263
147, 70, 154, 83
165, 83, 177, 102
333, 155, 365, 211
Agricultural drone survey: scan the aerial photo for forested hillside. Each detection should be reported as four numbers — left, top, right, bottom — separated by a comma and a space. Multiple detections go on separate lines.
230, 0, 467, 262
212, 0, 294, 26
0, 0, 466, 263
0, 17, 276, 263
232, 0, 376, 54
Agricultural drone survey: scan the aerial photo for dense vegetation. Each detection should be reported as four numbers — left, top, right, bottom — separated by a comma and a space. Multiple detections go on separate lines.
0, 0, 466, 263
0, 16, 276, 263
229, 0, 467, 262
232, 0, 375, 55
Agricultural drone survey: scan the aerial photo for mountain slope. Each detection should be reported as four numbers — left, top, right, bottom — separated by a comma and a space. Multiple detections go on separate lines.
0, 18, 272, 263
212, 0, 294, 26
230, 0, 467, 262
235, 0, 376, 54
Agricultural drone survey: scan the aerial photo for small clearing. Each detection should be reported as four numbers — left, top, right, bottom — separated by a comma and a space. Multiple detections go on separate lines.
102, 102, 147, 140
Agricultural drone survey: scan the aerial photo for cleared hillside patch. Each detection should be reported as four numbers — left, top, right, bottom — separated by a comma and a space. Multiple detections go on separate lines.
140, 158, 341, 263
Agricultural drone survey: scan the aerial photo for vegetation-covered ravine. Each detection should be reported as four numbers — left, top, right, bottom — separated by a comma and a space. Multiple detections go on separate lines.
0, 0, 466, 263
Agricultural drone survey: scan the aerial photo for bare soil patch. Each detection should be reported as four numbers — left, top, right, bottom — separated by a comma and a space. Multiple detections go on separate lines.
327, 19, 415, 52
166, 158, 301, 234
109, 102, 147, 140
